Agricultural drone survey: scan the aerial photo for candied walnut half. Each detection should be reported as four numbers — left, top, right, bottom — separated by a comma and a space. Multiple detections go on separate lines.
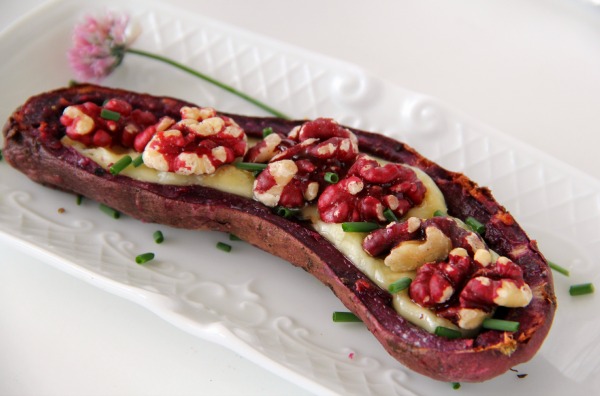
409, 247, 533, 329
142, 106, 247, 175
363, 216, 486, 270
318, 154, 426, 224
60, 99, 158, 148
252, 118, 359, 208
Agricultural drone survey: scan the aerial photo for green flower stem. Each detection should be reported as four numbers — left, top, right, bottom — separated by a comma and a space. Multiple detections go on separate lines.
127, 48, 290, 119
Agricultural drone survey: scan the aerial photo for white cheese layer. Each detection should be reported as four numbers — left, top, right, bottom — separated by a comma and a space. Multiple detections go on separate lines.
64, 136, 460, 333
63, 137, 255, 199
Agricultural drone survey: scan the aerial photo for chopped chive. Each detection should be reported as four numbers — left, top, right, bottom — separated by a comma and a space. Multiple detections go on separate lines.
0, 148, 3, 161
76, 194, 83, 205
99, 204, 120, 219
569, 282, 595, 296
216, 241, 232, 252
109, 155, 133, 175
235, 162, 268, 172
434, 326, 462, 339
465, 216, 485, 234
332, 311, 362, 322
452, 382, 461, 390
68, 79, 79, 87
383, 208, 398, 222
341, 222, 380, 233
229, 233, 242, 241
100, 108, 121, 121
548, 260, 570, 277
276, 206, 300, 219
135, 252, 155, 264
153, 230, 164, 244
262, 127, 274, 138
324, 172, 339, 184
482, 318, 520, 332
388, 277, 412, 293
433, 209, 446, 217
132, 155, 144, 167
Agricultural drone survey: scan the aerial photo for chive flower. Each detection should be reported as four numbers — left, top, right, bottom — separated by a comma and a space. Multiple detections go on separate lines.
68, 12, 287, 118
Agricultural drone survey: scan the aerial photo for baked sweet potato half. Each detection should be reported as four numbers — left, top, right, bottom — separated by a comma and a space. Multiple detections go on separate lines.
2, 84, 556, 382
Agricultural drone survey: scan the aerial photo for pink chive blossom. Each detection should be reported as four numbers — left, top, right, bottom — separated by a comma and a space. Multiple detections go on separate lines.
68, 12, 135, 82
66, 11, 288, 118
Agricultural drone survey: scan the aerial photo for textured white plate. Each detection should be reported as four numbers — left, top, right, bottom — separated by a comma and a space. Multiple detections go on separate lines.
1, 0, 599, 394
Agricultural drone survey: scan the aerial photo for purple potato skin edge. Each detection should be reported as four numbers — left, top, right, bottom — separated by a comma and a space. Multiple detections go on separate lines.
2, 84, 556, 382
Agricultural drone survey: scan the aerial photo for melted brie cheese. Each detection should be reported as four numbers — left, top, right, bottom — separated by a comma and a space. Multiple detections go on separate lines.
63, 136, 461, 334
63, 137, 255, 198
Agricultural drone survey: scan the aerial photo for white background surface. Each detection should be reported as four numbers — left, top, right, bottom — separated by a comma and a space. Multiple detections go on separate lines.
1, 1, 599, 395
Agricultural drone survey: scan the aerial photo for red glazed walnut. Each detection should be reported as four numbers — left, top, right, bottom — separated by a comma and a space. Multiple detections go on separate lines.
252, 118, 359, 208
60, 99, 158, 148
363, 215, 532, 329
409, 247, 532, 329
318, 154, 426, 223
363, 216, 486, 264
143, 107, 247, 175
409, 249, 472, 307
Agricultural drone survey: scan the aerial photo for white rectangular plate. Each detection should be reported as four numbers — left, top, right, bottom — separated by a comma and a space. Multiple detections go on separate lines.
1, 0, 599, 394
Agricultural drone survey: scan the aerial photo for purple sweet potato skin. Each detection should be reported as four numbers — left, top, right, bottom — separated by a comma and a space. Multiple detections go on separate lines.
2, 84, 556, 382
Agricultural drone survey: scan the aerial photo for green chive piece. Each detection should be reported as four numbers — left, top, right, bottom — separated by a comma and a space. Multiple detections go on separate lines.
109, 155, 133, 175
135, 252, 155, 264
100, 108, 121, 121
153, 230, 164, 244
99, 204, 120, 219
262, 127, 274, 138
324, 172, 339, 184
68, 79, 79, 87
341, 222, 380, 233
388, 277, 412, 293
332, 311, 362, 322
548, 260, 570, 277
76, 194, 83, 206
235, 162, 268, 172
433, 209, 445, 217
482, 318, 520, 332
569, 282, 595, 296
383, 208, 398, 222
229, 234, 242, 241
465, 216, 485, 234
452, 382, 461, 390
276, 206, 300, 219
132, 155, 144, 167
434, 326, 462, 339
0, 148, 3, 161
216, 242, 232, 252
